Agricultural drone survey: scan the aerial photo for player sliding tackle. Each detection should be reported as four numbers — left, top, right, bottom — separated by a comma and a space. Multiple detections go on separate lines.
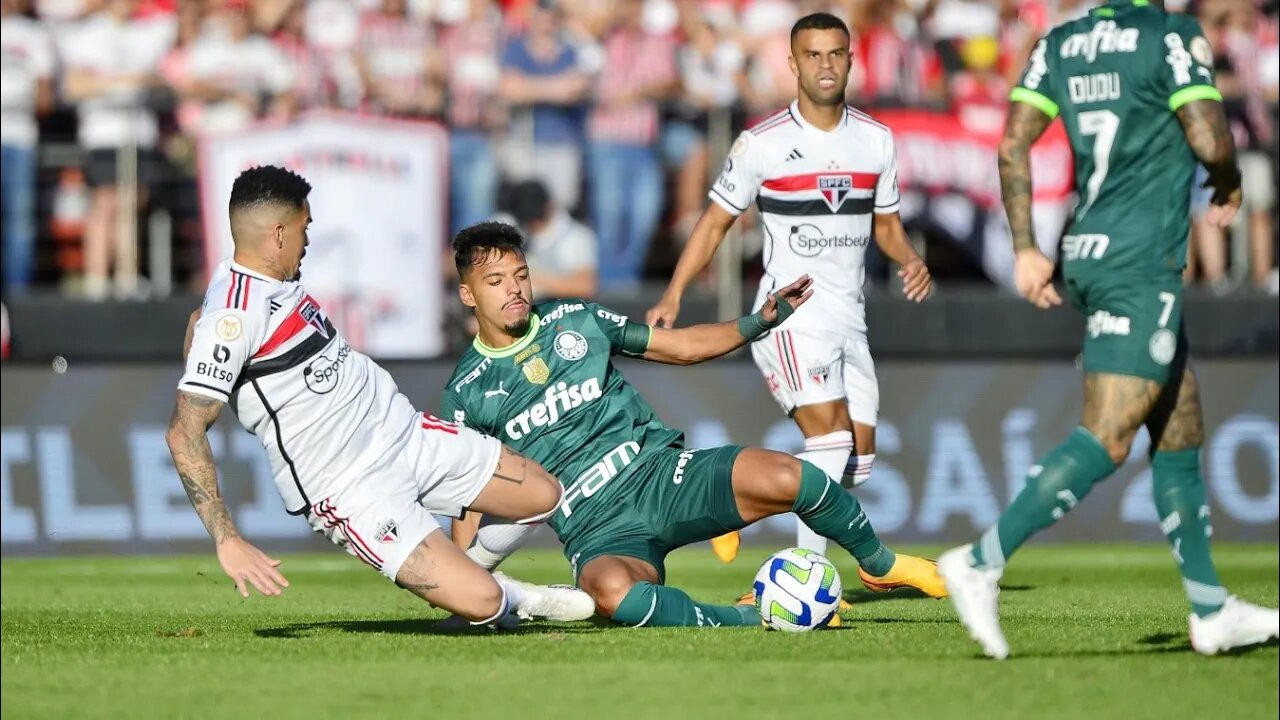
937, 0, 1278, 658
441, 222, 945, 629
168, 165, 593, 626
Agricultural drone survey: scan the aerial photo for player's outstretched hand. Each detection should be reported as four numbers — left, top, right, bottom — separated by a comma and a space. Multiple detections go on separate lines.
645, 295, 682, 329
899, 259, 932, 302
1013, 248, 1062, 310
216, 536, 289, 598
761, 274, 814, 323
1204, 184, 1242, 229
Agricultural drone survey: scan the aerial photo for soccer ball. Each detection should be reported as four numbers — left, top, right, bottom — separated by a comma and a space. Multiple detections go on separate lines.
752, 548, 843, 632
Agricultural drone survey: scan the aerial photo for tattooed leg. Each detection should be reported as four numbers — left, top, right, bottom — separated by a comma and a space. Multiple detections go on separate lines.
1146, 367, 1205, 453
1082, 373, 1164, 465
492, 445, 528, 485
969, 372, 1161, 568
467, 445, 563, 522
395, 530, 507, 621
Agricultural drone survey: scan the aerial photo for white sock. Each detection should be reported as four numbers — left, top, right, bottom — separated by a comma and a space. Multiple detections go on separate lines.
795, 430, 854, 556
846, 453, 875, 487
471, 582, 514, 626
465, 518, 538, 571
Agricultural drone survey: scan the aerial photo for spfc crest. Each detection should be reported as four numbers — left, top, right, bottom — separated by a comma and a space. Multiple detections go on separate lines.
818, 175, 852, 212
298, 295, 331, 338
522, 356, 550, 384
375, 519, 399, 544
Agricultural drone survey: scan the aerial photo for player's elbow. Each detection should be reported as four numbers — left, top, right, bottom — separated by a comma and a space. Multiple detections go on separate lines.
996, 136, 1026, 170
164, 425, 188, 458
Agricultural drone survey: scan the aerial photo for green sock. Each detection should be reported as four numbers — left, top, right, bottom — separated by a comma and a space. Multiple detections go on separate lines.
793, 460, 896, 576
611, 582, 759, 628
972, 427, 1116, 568
1151, 448, 1225, 618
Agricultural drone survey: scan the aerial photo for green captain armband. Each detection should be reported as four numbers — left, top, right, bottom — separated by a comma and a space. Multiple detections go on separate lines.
736, 294, 795, 341
620, 322, 653, 357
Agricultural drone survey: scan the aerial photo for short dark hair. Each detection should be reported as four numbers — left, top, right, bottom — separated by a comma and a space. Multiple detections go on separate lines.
228, 165, 311, 214
452, 220, 525, 278
506, 180, 552, 227
790, 12, 849, 43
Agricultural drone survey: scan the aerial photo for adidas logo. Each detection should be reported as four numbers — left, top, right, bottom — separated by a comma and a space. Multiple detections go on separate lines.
785, 148, 804, 161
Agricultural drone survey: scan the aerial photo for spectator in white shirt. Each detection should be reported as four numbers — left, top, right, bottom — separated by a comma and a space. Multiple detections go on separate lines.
1, 0, 56, 294
60, 0, 174, 298
181, 0, 295, 136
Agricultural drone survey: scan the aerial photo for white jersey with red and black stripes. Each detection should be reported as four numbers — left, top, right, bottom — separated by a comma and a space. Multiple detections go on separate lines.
709, 100, 900, 336
178, 259, 423, 516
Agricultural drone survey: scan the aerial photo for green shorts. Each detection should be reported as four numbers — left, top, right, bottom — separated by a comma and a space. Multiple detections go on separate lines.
561, 445, 745, 584
1065, 273, 1188, 385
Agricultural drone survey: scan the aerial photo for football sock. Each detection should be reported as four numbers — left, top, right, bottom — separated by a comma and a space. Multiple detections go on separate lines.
971, 427, 1116, 569
611, 582, 759, 627
473, 581, 515, 626
793, 459, 895, 576
1151, 448, 1226, 618
845, 453, 875, 487
794, 431, 854, 556
465, 518, 537, 571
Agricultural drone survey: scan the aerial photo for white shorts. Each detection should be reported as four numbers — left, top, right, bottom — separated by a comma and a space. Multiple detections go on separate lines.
750, 327, 879, 426
306, 412, 503, 581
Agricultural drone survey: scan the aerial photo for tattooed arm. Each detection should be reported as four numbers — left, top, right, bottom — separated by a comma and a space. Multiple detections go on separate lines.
997, 101, 1055, 254
1175, 99, 1242, 227
998, 101, 1061, 309
165, 390, 289, 597
166, 391, 236, 541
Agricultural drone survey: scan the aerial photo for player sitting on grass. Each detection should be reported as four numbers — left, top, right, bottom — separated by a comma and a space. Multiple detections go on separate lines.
169, 165, 593, 627
439, 221, 946, 629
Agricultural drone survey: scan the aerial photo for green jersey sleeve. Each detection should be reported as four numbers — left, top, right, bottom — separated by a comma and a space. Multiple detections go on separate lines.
1162, 14, 1221, 111
586, 303, 652, 358
1011, 36, 1061, 119
439, 387, 469, 427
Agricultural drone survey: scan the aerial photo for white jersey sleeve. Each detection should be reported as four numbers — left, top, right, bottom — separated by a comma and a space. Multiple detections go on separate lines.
874, 131, 901, 215
178, 308, 262, 403
708, 131, 764, 216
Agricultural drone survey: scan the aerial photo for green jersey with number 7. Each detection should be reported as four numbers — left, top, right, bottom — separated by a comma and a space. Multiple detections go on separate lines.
1013, 0, 1219, 278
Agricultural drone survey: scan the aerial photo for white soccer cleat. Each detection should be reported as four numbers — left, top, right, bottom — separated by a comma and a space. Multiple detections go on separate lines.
1188, 596, 1280, 656
494, 572, 596, 622
938, 545, 1009, 660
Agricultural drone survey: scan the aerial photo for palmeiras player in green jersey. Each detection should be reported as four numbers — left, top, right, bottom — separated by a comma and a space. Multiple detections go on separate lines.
936, 0, 1278, 658
440, 221, 947, 628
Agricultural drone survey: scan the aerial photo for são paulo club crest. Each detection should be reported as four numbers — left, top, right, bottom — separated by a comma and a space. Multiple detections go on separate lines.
818, 175, 853, 212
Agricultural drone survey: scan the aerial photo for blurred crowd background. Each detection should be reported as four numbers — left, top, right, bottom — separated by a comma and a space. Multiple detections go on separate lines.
2, 0, 1278, 304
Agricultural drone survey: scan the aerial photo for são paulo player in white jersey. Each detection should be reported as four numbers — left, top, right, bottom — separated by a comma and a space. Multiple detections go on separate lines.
170, 165, 592, 625
646, 12, 932, 583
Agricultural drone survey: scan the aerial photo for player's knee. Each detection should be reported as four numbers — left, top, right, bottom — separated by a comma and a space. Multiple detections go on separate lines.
747, 451, 804, 505
1098, 437, 1132, 466
456, 574, 507, 623
517, 466, 562, 523
1083, 426, 1135, 465
582, 572, 635, 619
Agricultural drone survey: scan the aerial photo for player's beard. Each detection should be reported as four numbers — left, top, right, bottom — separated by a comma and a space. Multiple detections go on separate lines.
504, 317, 531, 337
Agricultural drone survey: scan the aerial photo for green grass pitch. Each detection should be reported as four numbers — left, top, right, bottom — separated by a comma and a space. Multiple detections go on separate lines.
3, 544, 1277, 719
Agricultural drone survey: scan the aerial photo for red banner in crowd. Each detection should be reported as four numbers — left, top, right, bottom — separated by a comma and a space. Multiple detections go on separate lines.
875, 109, 1074, 207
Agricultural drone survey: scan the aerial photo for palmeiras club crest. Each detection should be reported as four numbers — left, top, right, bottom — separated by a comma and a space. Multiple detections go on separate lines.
818, 175, 853, 212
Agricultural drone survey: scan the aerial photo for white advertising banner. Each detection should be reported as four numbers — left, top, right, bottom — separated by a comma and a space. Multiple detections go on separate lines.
199, 112, 447, 358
